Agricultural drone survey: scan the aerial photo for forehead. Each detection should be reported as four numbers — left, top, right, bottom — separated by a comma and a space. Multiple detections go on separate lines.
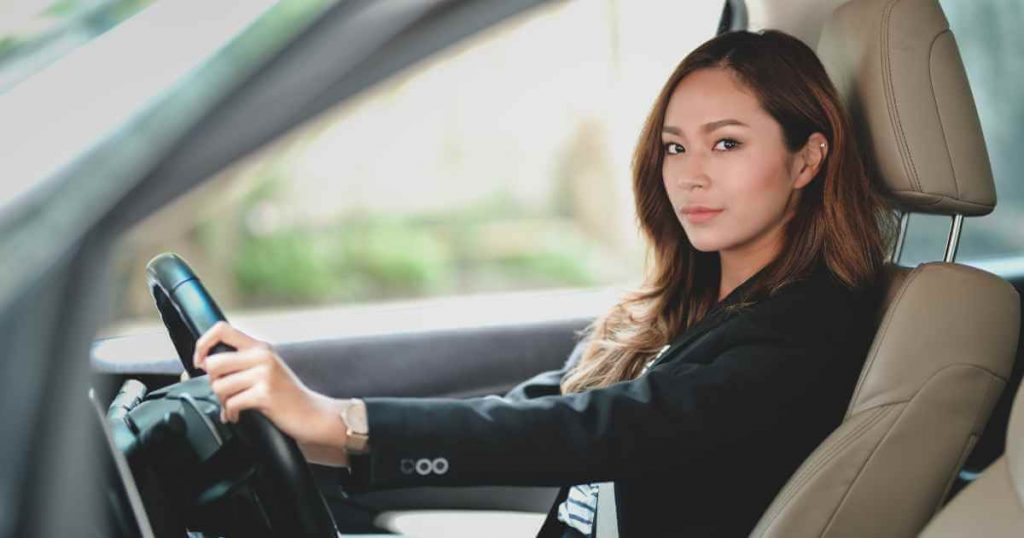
663, 67, 768, 130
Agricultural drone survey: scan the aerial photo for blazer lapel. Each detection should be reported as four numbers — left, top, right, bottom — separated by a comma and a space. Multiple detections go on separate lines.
645, 305, 735, 371
646, 267, 769, 371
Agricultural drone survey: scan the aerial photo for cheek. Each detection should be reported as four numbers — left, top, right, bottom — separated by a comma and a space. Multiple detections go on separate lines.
723, 151, 791, 212
709, 155, 794, 245
661, 161, 683, 201
661, 158, 675, 186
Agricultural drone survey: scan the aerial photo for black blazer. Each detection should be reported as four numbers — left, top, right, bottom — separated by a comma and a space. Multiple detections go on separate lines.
342, 262, 881, 537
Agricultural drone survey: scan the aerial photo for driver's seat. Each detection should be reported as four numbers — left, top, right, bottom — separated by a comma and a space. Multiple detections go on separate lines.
750, 0, 1020, 537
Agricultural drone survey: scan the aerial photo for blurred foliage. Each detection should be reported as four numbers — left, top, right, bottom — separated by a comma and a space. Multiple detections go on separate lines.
235, 230, 343, 303
1, 0, 334, 94
2, 0, 155, 50
221, 173, 601, 308
221, 0, 335, 66
98, 0, 660, 325
1, 0, 157, 91
230, 215, 601, 308
0, 37, 17, 57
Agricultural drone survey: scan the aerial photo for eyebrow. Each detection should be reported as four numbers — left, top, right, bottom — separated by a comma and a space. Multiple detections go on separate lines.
662, 119, 749, 136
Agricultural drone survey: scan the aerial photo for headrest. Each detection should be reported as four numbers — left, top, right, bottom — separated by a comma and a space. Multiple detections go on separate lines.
816, 0, 995, 216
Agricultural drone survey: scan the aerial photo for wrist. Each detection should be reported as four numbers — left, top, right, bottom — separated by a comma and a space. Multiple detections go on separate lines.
293, 395, 353, 467
309, 395, 350, 448
299, 441, 351, 468
339, 398, 370, 454
309, 395, 370, 455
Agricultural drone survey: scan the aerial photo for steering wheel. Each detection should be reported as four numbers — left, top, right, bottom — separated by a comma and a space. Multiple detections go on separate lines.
146, 252, 338, 538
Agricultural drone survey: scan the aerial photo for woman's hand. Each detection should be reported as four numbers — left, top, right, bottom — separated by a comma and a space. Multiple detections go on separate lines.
192, 322, 350, 466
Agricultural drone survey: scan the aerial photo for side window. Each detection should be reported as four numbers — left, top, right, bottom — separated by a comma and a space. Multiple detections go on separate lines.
900, 0, 1024, 266
0, 0, 158, 92
105, 1, 722, 334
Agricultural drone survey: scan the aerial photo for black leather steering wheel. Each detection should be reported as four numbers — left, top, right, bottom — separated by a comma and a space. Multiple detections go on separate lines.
146, 253, 338, 538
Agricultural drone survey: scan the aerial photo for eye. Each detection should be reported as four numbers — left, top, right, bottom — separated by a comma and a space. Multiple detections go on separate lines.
663, 142, 685, 155
713, 138, 741, 151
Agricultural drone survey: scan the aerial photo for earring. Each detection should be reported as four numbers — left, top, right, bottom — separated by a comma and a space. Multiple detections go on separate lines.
819, 143, 826, 148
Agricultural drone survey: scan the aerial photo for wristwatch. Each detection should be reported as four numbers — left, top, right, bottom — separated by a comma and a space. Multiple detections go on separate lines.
340, 398, 370, 454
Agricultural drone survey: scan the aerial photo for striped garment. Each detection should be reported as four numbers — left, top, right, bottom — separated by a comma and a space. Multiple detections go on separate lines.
556, 345, 671, 536
557, 482, 599, 535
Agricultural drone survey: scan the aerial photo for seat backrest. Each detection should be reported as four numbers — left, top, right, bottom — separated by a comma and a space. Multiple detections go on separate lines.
919, 373, 1024, 536
752, 1, 1021, 536
754, 262, 1019, 537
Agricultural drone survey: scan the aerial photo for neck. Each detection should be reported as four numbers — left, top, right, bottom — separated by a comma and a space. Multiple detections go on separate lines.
717, 232, 784, 302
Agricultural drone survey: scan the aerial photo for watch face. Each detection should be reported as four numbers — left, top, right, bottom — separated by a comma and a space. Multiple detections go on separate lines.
343, 401, 369, 434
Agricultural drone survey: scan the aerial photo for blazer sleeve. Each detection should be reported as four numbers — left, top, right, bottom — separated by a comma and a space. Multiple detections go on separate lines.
340, 321, 831, 492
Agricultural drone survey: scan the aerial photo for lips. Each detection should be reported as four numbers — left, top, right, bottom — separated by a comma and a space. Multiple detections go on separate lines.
679, 205, 723, 223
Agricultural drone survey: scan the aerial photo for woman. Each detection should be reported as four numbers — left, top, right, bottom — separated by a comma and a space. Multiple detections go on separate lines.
191, 30, 894, 536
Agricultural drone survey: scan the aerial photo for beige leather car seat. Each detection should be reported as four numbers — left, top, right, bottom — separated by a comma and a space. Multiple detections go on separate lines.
750, 0, 1021, 537
919, 374, 1024, 535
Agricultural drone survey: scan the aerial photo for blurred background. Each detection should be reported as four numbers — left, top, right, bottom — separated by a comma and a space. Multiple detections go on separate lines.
1, 0, 1021, 336
102, 0, 717, 323
4, 0, 724, 334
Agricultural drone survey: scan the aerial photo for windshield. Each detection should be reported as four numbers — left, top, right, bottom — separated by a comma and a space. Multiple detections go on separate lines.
0, 0, 159, 93
0, 0, 333, 216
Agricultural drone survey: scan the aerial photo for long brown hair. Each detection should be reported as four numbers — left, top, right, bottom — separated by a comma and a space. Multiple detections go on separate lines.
561, 30, 895, 394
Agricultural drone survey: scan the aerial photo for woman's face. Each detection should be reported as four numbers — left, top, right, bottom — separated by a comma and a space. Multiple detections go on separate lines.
661, 67, 821, 258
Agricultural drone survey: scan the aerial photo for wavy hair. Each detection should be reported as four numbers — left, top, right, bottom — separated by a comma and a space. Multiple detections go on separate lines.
561, 30, 895, 394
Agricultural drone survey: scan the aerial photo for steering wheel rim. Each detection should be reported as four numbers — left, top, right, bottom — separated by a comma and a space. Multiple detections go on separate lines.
146, 252, 338, 538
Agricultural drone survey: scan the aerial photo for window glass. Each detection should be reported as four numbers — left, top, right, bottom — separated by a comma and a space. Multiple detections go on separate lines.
0, 0, 326, 213
105, 1, 722, 333
0, 0, 159, 92
901, 0, 1024, 266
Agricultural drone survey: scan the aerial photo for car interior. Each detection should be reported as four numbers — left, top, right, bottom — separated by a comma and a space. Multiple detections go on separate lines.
1, 0, 1022, 537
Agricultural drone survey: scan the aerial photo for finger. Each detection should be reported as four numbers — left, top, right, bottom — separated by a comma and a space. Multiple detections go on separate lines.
222, 383, 269, 423
210, 365, 266, 405
204, 347, 272, 380
194, 321, 232, 369
193, 321, 263, 369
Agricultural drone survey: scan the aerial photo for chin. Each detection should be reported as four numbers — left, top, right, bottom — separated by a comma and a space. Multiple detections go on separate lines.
685, 233, 729, 253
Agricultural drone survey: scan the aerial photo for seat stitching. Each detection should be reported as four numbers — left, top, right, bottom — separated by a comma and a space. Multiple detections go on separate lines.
784, 408, 889, 494
757, 363, 1008, 536
848, 265, 1011, 416
850, 362, 1009, 418
846, 265, 922, 414
945, 373, 1007, 513
820, 364, 1007, 535
888, 190, 994, 211
820, 399, 916, 535
767, 408, 886, 514
931, 375, 1005, 515
927, 29, 961, 200
932, 433, 978, 517
881, 0, 921, 194
753, 405, 893, 535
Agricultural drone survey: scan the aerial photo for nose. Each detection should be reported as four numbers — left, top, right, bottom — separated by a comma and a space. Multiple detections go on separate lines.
669, 152, 710, 191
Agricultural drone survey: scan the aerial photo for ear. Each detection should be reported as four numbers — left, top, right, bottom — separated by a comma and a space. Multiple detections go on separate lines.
791, 132, 828, 189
